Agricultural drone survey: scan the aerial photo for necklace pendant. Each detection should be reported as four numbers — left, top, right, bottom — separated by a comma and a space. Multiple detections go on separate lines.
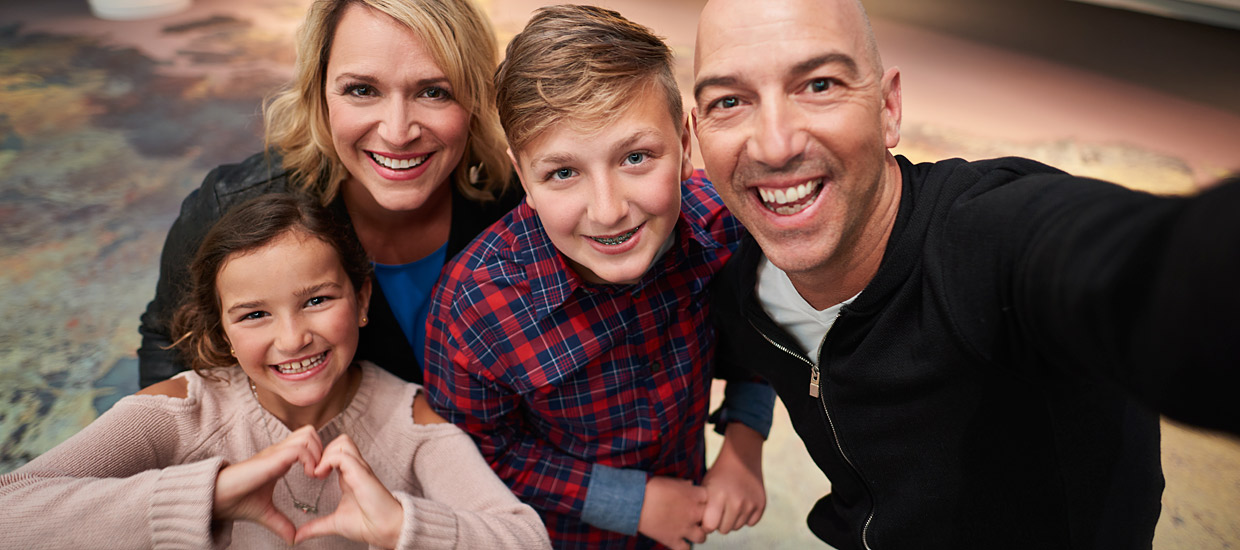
293, 501, 318, 514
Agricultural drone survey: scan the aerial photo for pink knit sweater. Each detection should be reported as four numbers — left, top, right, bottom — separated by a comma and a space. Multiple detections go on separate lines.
0, 362, 550, 549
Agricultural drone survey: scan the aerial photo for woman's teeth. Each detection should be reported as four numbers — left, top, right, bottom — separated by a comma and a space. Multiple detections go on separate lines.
758, 179, 822, 215
272, 352, 326, 375
589, 225, 640, 246
370, 152, 428, 170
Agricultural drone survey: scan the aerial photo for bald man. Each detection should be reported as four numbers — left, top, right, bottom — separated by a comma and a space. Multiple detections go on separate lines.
692, 0, 1240, 548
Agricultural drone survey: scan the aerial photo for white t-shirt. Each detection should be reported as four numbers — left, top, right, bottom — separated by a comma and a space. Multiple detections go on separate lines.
755, 256, 858, 364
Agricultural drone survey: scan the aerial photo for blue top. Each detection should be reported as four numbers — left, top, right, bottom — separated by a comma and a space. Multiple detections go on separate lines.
372, 242, 449, 367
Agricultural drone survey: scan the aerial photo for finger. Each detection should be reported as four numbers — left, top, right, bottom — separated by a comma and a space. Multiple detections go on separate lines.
687, 525, 709, 544
666, 537, 691, 550
256, 506, 297, 545
294, 514, 338, 544
718, 502, 740, 534
746, 506, 764, 527
700, 496, 724, 533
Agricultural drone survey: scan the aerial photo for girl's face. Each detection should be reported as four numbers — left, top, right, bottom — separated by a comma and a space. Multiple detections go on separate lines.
216, 230, 370, 418
324, 3, 471, 216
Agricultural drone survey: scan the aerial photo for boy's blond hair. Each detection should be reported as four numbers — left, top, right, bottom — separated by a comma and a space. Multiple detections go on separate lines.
495, 4, 683, 154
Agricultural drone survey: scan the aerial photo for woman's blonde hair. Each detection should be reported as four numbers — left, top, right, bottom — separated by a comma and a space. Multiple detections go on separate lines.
264, 0, 509, 204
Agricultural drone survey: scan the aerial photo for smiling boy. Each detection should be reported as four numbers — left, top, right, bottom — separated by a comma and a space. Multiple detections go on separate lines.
422, 5, 775, 550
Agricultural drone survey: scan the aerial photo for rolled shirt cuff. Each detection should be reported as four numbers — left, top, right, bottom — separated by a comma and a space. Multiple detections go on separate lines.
709, 381, 777, 439
579, 464, 647, 535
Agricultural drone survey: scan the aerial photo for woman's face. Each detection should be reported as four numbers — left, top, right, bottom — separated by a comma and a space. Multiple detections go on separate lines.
324, 3, 470, 214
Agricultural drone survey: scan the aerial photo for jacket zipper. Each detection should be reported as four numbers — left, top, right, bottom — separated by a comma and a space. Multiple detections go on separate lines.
747, 315, 875, 550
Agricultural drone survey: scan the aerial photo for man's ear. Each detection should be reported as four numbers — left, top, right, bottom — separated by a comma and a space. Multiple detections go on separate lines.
507, 147, 536, 210
679, 114, 694, 182
881, 67, 902, 149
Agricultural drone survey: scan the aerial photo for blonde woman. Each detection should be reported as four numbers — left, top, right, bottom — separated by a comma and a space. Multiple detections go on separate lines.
138, 0, 517, 388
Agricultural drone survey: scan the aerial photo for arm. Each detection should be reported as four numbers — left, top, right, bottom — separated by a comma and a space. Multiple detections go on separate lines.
390, 428, 551, 550
0, 398, 223, 549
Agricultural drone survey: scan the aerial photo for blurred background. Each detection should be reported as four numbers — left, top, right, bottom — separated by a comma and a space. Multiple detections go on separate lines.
1, 0, 1237, 547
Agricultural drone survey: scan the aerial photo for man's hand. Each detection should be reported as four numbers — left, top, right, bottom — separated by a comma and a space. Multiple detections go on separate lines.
701, 422, 765, 534
637, 476, 708, 550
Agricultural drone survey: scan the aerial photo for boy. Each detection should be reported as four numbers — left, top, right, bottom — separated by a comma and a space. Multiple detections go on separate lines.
423, 5, 775, 550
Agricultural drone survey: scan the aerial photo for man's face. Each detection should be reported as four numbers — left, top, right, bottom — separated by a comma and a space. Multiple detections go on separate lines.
693, 0, 902, 279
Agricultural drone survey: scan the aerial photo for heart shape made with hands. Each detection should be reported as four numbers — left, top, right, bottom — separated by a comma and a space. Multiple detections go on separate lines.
215, 428, 404, 548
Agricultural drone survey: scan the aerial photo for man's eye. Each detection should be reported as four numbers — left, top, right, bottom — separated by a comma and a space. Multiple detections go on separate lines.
808, 79, 833, 93
624, 152, 647, 165
712, 96, 740, 110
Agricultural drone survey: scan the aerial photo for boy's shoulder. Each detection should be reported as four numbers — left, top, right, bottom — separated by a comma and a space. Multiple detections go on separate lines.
679, 169, 745, 250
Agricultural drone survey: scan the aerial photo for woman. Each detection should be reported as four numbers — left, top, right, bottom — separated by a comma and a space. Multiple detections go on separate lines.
138, 0, 518, 387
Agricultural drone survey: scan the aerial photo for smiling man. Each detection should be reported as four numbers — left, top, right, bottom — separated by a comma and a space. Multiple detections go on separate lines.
692, 0, 1240, 548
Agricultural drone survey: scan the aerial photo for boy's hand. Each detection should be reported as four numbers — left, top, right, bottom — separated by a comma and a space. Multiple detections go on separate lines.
637, 476, 708, 550
701, 422, 766, 534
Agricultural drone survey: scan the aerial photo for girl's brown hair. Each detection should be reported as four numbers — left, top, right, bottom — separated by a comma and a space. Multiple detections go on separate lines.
171, 193, 372, 375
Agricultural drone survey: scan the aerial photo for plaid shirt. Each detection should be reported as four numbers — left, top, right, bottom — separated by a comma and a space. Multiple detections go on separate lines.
424, 171, 751, 549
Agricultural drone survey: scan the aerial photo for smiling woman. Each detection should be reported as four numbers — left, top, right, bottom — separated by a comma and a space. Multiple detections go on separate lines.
137, 0, 521, 390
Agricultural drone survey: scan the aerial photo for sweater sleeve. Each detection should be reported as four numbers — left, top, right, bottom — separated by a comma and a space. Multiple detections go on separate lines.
387, 428, 550, 550
0, 397, 225, 549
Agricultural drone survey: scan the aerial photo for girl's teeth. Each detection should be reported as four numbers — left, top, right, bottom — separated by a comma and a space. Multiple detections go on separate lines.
371, 153, 428, 170
275, 352, 325, 374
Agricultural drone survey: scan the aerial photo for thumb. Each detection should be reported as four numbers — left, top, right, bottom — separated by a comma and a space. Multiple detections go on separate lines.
294, 515, 338, 545
701, 496, 724, 533
255, 506, 297, 545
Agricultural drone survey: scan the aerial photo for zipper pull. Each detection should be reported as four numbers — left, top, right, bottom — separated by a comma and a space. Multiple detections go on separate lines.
809, 365, 821, 398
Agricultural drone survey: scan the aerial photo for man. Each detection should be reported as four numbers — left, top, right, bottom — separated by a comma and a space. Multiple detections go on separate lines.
692, 0, 1240, 548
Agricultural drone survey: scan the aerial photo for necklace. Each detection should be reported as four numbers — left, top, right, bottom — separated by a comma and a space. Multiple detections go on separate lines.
248, 378, 328, 514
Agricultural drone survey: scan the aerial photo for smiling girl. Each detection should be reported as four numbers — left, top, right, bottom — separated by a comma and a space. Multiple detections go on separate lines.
0, 194, 549, 550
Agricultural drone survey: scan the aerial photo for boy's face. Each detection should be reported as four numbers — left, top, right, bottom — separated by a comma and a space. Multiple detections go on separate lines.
511, 92, 692, 285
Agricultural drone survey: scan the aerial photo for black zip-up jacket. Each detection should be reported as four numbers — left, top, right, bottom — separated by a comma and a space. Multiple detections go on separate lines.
137, 151, 521, 387
712, 155, 1240, 549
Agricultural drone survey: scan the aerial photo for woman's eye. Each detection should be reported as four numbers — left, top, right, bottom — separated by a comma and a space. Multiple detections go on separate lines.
623, 152, 647, 165
422, 86, 451, 100
346, 84, 375, 98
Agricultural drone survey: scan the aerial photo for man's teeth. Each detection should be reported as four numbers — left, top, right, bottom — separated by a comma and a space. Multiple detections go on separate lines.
273, 352, 325, 375
758, 180, 822, 215
370, 152, 428, 170
589, 226, 640, 246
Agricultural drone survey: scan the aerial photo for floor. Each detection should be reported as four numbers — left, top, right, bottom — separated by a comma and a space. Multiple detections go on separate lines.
0, 0, 1237, 547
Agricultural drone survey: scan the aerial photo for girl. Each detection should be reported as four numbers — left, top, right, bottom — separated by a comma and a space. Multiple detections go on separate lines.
0, 194, 550, 550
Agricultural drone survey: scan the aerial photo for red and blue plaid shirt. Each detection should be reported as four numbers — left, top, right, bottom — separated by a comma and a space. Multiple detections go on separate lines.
424, 171, 751, 549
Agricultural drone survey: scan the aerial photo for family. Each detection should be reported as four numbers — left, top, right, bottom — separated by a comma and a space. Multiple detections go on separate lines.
2, 0, 1238, 549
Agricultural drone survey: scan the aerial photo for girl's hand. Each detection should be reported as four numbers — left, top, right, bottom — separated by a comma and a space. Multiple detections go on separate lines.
213, 425, 323, 544
295, 434, 404, 549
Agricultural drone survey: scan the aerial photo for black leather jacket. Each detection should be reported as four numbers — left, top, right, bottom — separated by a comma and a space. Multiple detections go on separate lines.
138, 151, 521, 387
713, 156, 1240, 549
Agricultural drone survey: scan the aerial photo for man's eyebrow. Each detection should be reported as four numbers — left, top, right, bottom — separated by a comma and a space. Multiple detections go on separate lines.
693, 75, 740, 103
791, 53, 860, 80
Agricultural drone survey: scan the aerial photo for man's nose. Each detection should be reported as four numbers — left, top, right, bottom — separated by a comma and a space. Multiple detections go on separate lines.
750, 98, 807, 169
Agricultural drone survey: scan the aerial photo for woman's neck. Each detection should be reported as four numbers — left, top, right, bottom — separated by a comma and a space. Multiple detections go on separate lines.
342, 179, 453, 265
